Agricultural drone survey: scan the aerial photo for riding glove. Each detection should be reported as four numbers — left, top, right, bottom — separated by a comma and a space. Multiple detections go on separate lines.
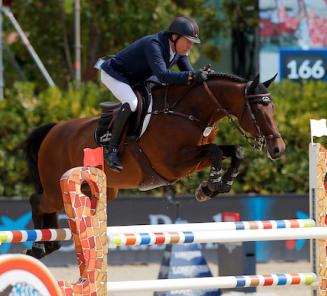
191, 70, 208, 82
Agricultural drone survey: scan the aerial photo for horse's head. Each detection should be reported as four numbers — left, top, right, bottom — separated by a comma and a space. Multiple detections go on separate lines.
237, 74, 286, 159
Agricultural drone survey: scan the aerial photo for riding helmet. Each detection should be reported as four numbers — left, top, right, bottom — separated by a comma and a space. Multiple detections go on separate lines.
167, 16, 200, 43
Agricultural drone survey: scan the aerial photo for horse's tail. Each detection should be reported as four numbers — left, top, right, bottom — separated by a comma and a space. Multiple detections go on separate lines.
25, 123, 56, 194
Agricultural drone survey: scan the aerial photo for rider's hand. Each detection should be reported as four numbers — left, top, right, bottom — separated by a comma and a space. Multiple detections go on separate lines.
201, 64, 214, 74
191, 70, 208, 83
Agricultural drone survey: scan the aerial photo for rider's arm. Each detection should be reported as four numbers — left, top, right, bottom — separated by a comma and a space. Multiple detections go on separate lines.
145, 39, 190, 84
176, 55, 193, 72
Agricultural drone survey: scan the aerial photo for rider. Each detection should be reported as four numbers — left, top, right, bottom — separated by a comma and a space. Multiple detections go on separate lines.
97, 16, 208, 172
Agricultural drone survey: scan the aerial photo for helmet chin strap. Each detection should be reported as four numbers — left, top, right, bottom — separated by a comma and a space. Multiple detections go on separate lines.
170, 35, 181, 52
169, 35, 181, 64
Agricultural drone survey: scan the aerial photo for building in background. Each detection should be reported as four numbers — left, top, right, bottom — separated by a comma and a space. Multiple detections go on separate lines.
259, 0, 327, 81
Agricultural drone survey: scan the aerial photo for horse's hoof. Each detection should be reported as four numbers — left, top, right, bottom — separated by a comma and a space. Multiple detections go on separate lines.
218, 179, 232, 193
221, 184, 232, 193
25, 246, 46, 259
195, 182, 212, 202
207, 181, 222, 192
208, 181, 232, 194
45, 241, 61, 255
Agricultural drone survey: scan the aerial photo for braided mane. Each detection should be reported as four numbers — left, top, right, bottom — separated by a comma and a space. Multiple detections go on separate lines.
208, 72, 247, 83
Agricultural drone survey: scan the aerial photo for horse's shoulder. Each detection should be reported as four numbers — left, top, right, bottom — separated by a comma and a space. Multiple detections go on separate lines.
55, 117, 97, 130
76, 117, 98, 127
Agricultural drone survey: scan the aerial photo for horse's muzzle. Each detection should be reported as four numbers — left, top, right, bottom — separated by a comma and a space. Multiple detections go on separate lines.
266, 136, 286, 160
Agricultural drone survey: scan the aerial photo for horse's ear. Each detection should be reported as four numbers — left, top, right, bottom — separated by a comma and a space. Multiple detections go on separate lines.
262, 73, 278, 88
248, 74, 260, 93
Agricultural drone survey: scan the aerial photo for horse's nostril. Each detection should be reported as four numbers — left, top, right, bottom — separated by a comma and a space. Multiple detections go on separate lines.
273, 147, 280, 155
273, 147, 281, 158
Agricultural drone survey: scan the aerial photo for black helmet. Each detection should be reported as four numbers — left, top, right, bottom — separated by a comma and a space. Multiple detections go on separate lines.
167, 16, 200, 43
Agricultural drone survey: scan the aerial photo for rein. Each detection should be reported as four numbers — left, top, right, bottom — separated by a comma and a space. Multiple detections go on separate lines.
148, 80, 281, 151
203, 81, 281, 150
202, 82, 263, 150
148, 84, 206, 129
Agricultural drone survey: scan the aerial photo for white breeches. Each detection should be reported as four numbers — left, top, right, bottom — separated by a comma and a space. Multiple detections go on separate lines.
100, 70, 138, 112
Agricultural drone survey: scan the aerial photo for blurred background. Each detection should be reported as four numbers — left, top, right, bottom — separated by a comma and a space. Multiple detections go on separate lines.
0, 1, 326, 295
0, 0, 326, 198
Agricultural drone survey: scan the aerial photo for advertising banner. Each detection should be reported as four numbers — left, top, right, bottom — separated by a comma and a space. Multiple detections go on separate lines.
0, 195, 310, 266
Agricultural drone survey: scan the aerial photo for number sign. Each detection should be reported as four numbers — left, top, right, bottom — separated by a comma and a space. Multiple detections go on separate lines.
279, 49, 327, 82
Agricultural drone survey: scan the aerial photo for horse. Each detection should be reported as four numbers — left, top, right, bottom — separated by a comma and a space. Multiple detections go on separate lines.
25, 73, 285, 258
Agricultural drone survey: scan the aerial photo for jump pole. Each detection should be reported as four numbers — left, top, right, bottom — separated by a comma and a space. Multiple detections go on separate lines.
106, 227, 327, 247
0, 218, 317, 244
107, 273, 317, 293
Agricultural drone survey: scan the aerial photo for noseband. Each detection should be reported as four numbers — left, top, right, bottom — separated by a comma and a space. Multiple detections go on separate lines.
203, 81, 281, 151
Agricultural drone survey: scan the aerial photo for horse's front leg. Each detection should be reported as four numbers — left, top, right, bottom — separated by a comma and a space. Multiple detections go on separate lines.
195, 144, 244, 202
219, 145, 244, 193
195, 143, 224, 202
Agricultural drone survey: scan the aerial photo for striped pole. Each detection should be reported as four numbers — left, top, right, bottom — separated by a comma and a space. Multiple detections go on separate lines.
107, 273, 317, 292
108, 227, 327, 248
0, 228, 72, 243
0, 219, 316, 244
3, 226, 325, 246
107, 218, 315, 233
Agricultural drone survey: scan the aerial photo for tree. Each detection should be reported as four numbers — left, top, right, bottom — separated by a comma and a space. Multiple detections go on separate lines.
221, 0, 259, 79
4, 0, 222, 88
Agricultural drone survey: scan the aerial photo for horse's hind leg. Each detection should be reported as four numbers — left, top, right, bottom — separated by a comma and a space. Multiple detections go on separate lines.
43, 212, 61, 255
26, 193, 47, 258
26, 193, 61, 258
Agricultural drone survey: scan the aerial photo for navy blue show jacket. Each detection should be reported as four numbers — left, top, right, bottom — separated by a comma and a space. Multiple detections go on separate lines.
101, 31, 193, 85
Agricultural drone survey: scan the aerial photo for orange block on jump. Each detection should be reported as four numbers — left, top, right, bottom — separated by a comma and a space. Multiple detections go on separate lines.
83, 147, 104, 171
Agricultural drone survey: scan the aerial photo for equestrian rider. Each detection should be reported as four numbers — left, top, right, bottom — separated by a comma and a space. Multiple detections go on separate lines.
97, 16, 208, 172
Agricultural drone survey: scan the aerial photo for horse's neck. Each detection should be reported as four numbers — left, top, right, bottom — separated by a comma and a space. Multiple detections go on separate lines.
209, 79, 246, 117
152, 80, 245, 120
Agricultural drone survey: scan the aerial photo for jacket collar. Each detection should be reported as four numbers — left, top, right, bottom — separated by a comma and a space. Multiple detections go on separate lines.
158, 31, 172, 65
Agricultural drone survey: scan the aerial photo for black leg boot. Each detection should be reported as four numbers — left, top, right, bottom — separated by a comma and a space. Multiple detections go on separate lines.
106, 103, 132, 172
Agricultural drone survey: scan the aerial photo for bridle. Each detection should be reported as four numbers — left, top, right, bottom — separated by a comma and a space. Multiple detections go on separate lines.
202, 81, 281, 151
147, 79, 281, 151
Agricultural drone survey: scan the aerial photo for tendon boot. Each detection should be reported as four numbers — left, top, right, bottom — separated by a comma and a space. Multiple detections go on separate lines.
106, 103, 132, 172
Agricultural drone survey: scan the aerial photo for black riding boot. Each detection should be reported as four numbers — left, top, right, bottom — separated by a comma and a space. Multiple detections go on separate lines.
106, 103, 132, 172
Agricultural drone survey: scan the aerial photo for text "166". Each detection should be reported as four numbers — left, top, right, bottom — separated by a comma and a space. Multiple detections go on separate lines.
287, 59, 325, 80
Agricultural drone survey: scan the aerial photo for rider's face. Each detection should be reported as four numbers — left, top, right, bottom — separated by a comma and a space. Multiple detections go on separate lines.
172, 35, 193, 56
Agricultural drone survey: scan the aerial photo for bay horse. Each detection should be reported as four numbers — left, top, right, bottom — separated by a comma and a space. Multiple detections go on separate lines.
25, 73, 285, 258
